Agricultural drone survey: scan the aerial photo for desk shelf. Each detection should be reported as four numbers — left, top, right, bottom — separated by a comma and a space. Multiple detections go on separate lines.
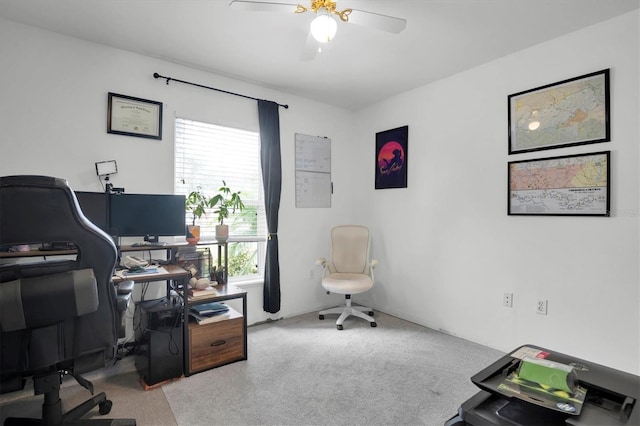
121, 241, 246, 376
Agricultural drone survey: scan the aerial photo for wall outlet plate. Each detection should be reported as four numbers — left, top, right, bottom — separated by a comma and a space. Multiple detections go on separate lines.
536, 299, 548, 315
503, 292, 513, 308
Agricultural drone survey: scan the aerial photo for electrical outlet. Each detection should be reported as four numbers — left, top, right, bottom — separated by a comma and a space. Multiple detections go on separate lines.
503, 292, 513, 308
536, 299, 548, 315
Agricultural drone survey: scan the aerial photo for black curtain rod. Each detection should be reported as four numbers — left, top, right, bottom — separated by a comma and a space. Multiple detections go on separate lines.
153, 72, 289, 109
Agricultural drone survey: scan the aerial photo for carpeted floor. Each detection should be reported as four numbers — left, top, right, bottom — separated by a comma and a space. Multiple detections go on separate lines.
0, 311, 504, 425
164, 311, 503, 425
0, 364, 176, 425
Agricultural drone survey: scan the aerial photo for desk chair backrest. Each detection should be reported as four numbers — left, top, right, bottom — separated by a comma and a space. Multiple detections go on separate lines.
330, 225, 371, 274
0, 175, 119, 390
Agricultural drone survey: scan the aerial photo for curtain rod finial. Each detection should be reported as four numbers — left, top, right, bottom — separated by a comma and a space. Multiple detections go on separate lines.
153, 72, 171, 85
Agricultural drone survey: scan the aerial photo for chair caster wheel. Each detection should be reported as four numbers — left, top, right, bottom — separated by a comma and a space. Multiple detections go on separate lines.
337, 324, 343, 330
99, 399, 112, 415
370, 322, 377, 327
319, 315, 325, 320
368, 311, 374, 316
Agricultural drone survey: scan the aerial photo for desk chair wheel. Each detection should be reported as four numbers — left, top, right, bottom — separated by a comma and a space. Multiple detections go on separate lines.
371, 322, 377, 327
319, 314, 325, 320
368, 311, 374, 316
337, 324, 343, 330
99, 399, 113, 415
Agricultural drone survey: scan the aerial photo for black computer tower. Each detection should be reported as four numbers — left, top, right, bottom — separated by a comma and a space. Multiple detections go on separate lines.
135, 297, 183, 386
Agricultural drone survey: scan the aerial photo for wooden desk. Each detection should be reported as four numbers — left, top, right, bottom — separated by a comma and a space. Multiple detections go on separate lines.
112, 264, 189, 284
0, 248, 76, 258
115, 263, 248, 376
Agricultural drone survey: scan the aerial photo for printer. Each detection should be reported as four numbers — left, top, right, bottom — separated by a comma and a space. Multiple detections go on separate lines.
446, 344, 639, 426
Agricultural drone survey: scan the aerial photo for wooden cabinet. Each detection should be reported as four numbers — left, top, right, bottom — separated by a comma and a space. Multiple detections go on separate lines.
183, 284, 247, 376
188, 308, 245, 373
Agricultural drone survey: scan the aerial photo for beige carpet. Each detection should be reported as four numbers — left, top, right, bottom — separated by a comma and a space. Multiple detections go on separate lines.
1, 311, 505, 425
0, 362, 176, 426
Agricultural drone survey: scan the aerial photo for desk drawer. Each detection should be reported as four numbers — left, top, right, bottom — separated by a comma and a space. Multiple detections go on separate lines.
188, 315, 244, 373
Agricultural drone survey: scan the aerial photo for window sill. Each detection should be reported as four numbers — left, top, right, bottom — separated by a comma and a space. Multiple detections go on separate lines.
229, 277, 263, 289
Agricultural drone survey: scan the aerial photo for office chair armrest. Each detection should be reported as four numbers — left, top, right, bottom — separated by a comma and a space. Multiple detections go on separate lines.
114, 280, 133, 338
115, 280, 133, 313
115, 280, 134, 295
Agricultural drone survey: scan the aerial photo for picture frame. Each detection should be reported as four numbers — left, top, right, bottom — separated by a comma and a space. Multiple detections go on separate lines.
508, 151, 610, 216
107, 92, 163, 140
508, 69, 610, 154
375, 125, 408, 189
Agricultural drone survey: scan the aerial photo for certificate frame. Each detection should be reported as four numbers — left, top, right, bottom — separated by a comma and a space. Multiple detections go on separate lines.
508, 151, 610, 217
508, 69, 610, 155
107, 92, 163, 140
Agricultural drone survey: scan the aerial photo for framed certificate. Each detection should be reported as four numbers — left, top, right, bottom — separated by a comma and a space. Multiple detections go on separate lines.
107, 92, 163, 140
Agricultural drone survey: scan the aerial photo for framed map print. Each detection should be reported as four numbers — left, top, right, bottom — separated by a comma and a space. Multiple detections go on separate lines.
508, 69, 610, 154
508, 151, 610, 216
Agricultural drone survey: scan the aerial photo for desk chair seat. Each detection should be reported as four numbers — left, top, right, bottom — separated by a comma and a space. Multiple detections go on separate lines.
321, 273, 373, 294
316, 225, 378, 330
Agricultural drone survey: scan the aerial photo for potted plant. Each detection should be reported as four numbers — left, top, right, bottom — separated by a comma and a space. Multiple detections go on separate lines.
210, 180, 245, 242
185, 188, 214, 244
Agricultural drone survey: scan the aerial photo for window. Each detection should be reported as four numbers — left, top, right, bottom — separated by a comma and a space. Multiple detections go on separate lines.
175, 118, 265, 281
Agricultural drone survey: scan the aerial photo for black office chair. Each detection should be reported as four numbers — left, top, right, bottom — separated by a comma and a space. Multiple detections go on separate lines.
0, 175, 135, 425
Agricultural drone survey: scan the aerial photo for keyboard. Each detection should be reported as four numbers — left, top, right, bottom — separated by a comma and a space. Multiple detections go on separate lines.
131, 241, 166, 247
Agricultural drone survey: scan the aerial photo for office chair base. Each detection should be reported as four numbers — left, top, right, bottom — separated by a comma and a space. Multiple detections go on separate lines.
3, 372, 136, 426
4, 393, 135, 425
319, 298, 376, 330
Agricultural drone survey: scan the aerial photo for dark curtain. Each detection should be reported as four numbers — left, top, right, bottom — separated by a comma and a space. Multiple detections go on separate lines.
258, 100, 282, 313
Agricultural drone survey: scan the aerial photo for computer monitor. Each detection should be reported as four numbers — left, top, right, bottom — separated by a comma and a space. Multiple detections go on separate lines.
74, 191, 109, 232
108, 193, 186, 241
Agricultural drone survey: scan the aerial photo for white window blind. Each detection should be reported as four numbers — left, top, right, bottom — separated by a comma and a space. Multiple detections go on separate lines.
175, 118, 265, 240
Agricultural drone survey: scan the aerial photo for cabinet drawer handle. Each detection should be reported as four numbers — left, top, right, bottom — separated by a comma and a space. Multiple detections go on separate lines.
211, 340, 226, 347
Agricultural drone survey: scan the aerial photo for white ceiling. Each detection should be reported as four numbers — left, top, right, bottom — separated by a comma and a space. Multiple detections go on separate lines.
1, 0, 638, 110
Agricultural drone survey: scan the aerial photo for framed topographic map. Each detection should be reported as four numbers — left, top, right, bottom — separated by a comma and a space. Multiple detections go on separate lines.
508, 151, 610, 216
508, 69, 610, 154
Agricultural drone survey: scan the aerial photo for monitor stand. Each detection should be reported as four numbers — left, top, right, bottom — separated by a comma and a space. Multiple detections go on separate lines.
143, 235, 166, 247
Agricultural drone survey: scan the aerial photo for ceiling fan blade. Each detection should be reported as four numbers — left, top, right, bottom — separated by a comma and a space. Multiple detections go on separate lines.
347, 8, 407, 33
300, 30, 319, 61
228, 0, 298, 13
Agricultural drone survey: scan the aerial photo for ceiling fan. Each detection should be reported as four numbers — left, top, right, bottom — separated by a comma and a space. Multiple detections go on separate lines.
229, 0, 407, 60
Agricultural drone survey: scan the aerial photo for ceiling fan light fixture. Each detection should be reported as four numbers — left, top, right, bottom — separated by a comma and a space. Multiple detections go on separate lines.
310, 10, 337, 43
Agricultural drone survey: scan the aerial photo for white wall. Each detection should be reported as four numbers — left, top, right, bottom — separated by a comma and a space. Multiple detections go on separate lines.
353, 11, 639, 374
0, 18, 357, 326
1, 10, 638, 375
